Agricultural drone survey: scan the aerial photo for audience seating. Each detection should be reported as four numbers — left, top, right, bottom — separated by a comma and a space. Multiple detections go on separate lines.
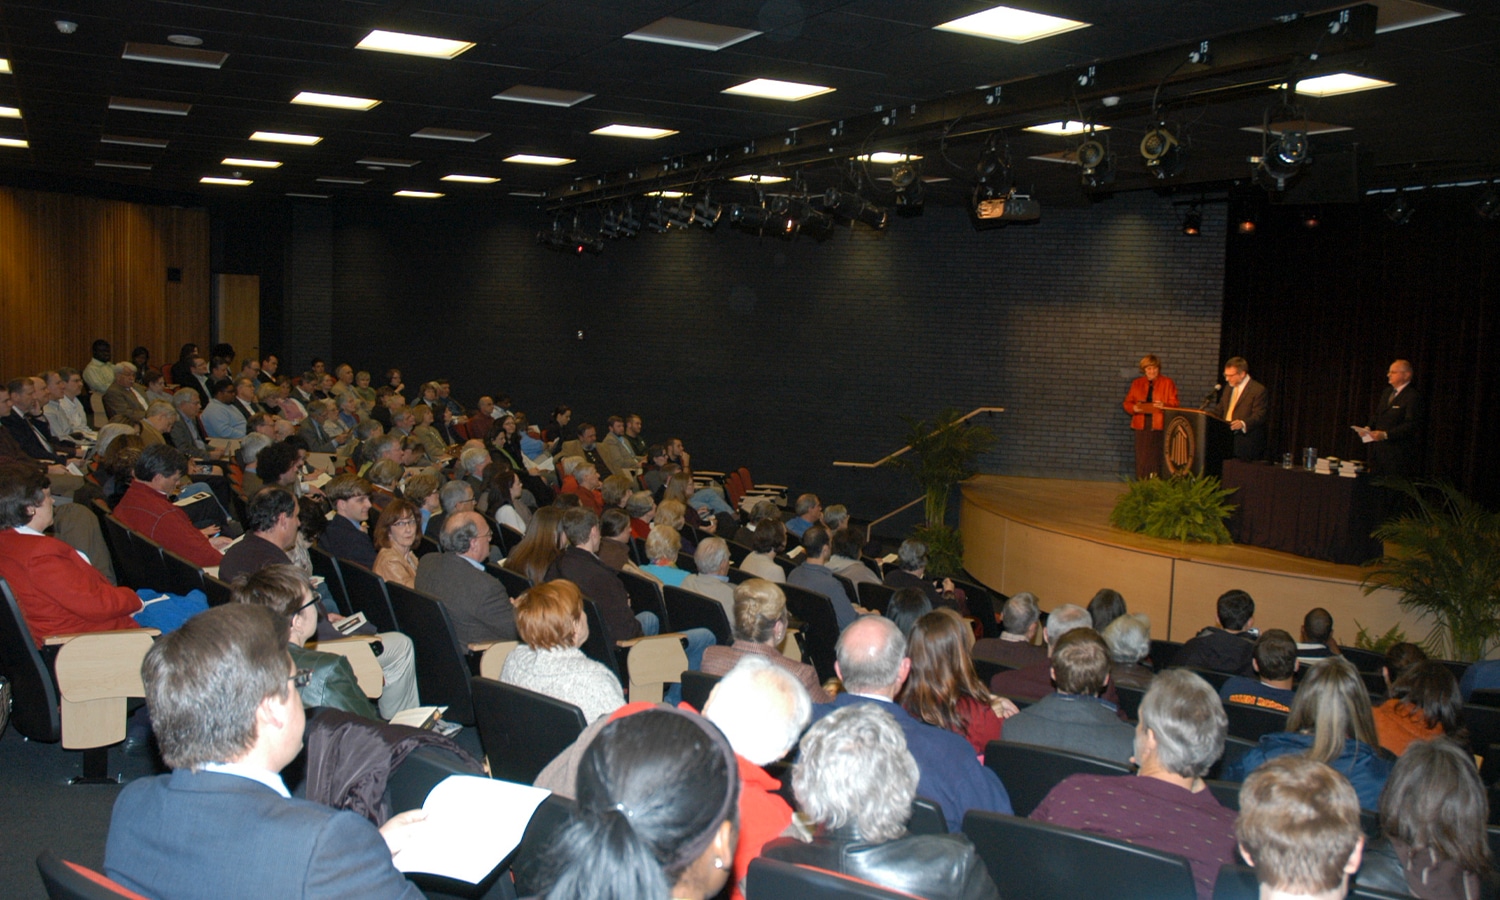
909, 796, 947, 835
1205, 779, 1240, 810
745, 858, 919, 900
1114, 684, 1145, 721
855, 581, 894, 616
160, 548, 206, 597
629, 535, 647, 566
307, 637, 383, 699
1470, 689, 1500, 709
1207, 735, 1258, 782
1360, 670, 1388, 700
1212, 864, 1409, 900
1462, 702, 1500, 782
830, 572, 860, 608
626, 635, 691, 703
385, 581, 477, 725
578, 597, 625, 685
725, 539, 752, 567
35, 850, 148, 900
337, 561, 400, 634
510, 794, 579, 897
384, 743, 484, 816
307, 546, 352, 616
1178, 666, 1233, 692
415, 535, 441, 558
726, 566, 754, 585
495, 524, 524, 556
485, 563, 533, 600
780, 582, 841, 682
100, 516, 159, 592
982, 740, 1133, 817
1437, 659, 1470, 683
680, 669, 721, 711
1338, 646, 1385, 672
962, 811, 1197, 900
970, 657, 1012, 687
477, 640, 520, 680
662, 584, 732, 646
619, 569, 671, 632
470, 677, 587, 784
675, 551, 698, 574
952, 578, 1001, 639
202, 574, 233, 607
1222, 701, 1289, 742
1149, 639, 1184, 671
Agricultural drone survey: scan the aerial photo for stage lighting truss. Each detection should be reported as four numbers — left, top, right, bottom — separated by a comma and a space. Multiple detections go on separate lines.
537, 216, 603, 255
819, 188, 890, 229
1140, 123, 1185, 179
600, 205, 639, 239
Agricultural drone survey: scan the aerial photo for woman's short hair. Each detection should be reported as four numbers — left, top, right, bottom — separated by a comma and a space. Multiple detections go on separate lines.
645, 524, 681, 562
654, 500, 685, 532
896, 539, 927, 572
884, 588, 931, 639
750, 517, 785, 554
662, 472, 694, 505
1087, 588, 1126, 632
229, 563, 310, 623
822, 504, 849, 531
366, 458, 402, 488
373, 498, 419, 549
515, 579, 584, 651
601, 475, 634, 509
1286, 656, 1378, 764
793, 702, 919, 843
255, 382, 282, 404
693, 537, 729, 575
1101, 612, 1152, 665
1379, 737, 1492, 877
403, 473, 440, 508
732, 579, 787, 643
702, 655, 811, 766
0, 462, 49, 529
1138, 668, 1228, 778
1390, 660, 1466, 738
1139, 354, 1162, 371
625, 491, 654, 518
1384, 642, 1428, 683
541, 708, 739, 900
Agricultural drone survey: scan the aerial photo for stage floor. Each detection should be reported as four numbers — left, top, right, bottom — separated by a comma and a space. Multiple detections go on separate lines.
958, 475, 1417, 644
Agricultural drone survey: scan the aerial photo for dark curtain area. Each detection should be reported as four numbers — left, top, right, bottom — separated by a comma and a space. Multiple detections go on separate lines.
1221, 191, 1500, 507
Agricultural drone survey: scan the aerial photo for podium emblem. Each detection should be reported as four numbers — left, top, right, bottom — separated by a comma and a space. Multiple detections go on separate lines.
1165, 416, 1196, 476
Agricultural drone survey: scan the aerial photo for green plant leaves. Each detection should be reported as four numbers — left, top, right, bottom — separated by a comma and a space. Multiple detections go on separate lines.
1109, 474, 1238, 544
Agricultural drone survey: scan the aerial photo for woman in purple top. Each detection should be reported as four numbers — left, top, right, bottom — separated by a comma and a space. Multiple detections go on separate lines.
1031, 670, 1239, 900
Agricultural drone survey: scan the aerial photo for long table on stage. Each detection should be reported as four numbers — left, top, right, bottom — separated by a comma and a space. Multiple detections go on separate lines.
1222, 460, 1384, 565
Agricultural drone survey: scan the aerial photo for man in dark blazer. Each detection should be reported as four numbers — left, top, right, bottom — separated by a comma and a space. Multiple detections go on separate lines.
1366, 359, 1423, 478
103, 604, 423, 900
413, 512, 515, 645
318, 474, 378, 570
1213, 355, 1269, 461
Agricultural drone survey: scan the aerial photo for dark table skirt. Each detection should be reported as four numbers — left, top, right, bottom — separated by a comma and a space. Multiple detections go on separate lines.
1223, 460, 1384, 565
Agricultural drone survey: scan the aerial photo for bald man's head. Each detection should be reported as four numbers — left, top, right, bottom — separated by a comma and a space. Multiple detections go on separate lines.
835, 616, 909, 697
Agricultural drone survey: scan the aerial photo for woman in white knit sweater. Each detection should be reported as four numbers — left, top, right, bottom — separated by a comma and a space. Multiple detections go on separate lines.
500, 578, 625, 723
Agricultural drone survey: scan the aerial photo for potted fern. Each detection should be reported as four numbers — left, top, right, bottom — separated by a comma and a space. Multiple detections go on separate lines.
1109, 474, 1237, 544
1361, 481, 1500, 661
885, 408, 996, 577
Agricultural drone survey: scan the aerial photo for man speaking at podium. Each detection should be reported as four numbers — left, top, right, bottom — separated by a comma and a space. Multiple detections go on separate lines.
1213, 356, 1268, 461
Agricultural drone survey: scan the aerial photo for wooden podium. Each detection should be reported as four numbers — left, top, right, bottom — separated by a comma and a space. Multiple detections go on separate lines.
1161, 408, 1235, 478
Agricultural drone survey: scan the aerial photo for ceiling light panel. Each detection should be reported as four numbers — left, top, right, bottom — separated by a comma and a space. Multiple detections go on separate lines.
591, 124, 678, 139
109, 96, 191, 116
102, 134, 168, 148
857, 152, 922, 163
222, 157, 281, 168
0, 137, 28, 148
286, 193, 330, 198
292, 91, 380, 110
723, 78, 835, 101
623, 17, 762, 51
95, 160, 152, 170
1023, 120, 1108, 135
356, 30, 474, 59
441, 174, 499, 183
731, 174, 788, 183
493, 86, 595, 108
0, 107, 19, 118
1288, 73, 1396, 96
394, 190, 443, 198
317, 176, 370, 184
934, 5, 1091, 43
250, 131, 321, 145
1374, 0, 1463, 33
357, 157, 420, 167
0, 59, 10, 74
121, 42, 227, 69
201, 176, 251, 185
504, 154, 574, 166
411, 127, 489, 142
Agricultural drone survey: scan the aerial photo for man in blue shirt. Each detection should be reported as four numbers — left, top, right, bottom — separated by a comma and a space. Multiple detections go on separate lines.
1220, 629, 1299, 712
200, 379, 247, 439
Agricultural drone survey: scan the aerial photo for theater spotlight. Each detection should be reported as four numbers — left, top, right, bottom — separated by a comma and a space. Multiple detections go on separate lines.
692, 192, 723, 229
1385, 193, 1414, 225
1475, 183, 1500, 221
644, 200, 671, 233
1257, 129, 1310, 191
1077, 133, 1115, 190
821, 188, 890, 229
616, 206, 640, 237
1181, 207, 1202, 236
890, 160, 925, 214
728, 200, 773, 232
665, 199, 696, 229
1140, 124, 1185, 179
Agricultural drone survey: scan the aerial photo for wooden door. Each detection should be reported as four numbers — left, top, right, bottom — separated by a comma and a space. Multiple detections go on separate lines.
215, 274, 260, 364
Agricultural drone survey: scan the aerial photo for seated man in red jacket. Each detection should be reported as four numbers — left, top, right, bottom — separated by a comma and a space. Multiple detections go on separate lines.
0, 462, 205, 645
114, 444, 232, 569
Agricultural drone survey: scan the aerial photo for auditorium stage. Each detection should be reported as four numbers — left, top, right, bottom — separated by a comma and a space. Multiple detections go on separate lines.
959, 475, 1420, 645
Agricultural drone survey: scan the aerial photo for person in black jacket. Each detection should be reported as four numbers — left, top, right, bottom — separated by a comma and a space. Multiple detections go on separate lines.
1173, 589, 1257, 676
318, 474, 377, 570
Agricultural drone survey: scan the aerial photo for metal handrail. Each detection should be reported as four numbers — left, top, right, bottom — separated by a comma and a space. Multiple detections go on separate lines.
865, 497, 925, 533
832, 406, 1006, 468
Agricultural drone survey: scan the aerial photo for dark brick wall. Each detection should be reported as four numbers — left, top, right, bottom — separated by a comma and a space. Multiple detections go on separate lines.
280, 191, 1224, 527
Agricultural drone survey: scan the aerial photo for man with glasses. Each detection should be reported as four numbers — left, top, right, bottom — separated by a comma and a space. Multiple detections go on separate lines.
414, 511, 516, 645
104, 604, 425, 899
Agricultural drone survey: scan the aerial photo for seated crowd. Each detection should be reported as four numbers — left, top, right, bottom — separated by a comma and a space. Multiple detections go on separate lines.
4, 341, 1496, 900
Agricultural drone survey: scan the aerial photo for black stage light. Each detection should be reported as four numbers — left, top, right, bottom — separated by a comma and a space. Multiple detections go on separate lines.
1181, 207, 1202, 236
821, 188, 890, 229
1474, 184, 1500, 221
1385, 193, 1414, 225
890, 161, 925, 213
1140, 124, 1185, 179
692, 193, 722, 228
1257, 129, 1309, 191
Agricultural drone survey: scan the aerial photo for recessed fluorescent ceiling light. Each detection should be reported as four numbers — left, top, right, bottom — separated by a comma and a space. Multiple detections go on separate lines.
723, 78, 834, 101
412, 127, 490, 142
166, 34, 203, 46
250, 131, 322, 145
317, 176, 370, 184
730, 174, 788, 183
645, 190, 688, 198
493, 86, 595, 108
0, 107, 19, 118
0, 59, 10, 74
857, 152, 922, 164
934, 5, 1090, 43
591, 124, 678, 139
624, 17, 762, 51
109, 96, 191, 116
508, 191, 545, 197
1240, 121, 1352, 136
292, 91, 380, 110
95, 160, 152, 170
222, 157, 282, 168
0, 137, 28, 148
1375, 0, 1462, 33
357, 157, 420, 167
504, 154, 574, 166
201, 176, 251, 185
1280, 73, 1396, 97
102, 134, 168, 148
1023, 120, 1107, 136
286, 193, 330, 198
441, 174, 499, 183
121, 41, 227, 69
394, 190, 444, 198
356, 29, 474, 59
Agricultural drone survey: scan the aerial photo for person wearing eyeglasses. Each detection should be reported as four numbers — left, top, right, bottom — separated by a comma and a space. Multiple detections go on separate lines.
372, 499, 422, 589
231, 563, 378, 720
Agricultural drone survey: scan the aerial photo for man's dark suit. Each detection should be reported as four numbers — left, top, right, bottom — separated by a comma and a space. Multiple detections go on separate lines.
413, 552, 515, 644
810, 694, 1012, 832
2, 410, 64, 463
1212, 377, 1269, 461
319, 515, 378, 570
1367, 384, 1423, 477
548, 546, 640, 640
105, 768, 420, 900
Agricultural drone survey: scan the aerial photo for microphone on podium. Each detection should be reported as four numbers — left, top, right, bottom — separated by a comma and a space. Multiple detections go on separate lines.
1200, 383, 1223, 410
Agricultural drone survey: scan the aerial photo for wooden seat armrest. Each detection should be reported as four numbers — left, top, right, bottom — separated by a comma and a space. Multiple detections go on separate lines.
45, 627, 160, 646
616, 631, 689, 649
467, 640, 500, 654
308, 634, 379, 648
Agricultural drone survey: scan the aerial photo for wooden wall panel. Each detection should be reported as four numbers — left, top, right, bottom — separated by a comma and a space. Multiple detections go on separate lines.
0, 186, 209, 380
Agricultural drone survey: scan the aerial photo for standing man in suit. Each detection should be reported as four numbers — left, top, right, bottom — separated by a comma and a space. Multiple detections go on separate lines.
413, 511, 515, 645
104, 603, 425, 900
1366, 359, 1423, 478
1214, 356, 1269, 461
